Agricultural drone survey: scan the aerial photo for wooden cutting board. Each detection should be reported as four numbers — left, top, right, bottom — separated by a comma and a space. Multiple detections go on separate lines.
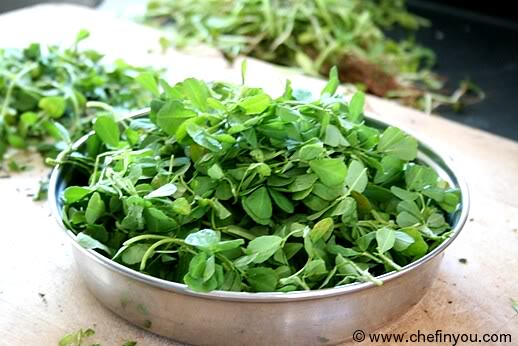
0, 4, 516, 346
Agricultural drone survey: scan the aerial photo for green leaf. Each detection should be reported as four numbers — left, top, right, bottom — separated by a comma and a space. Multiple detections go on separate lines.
210, 199, 232, 219
122, 342, 138, 346
321, 66, 339, 97
122, 244, 150, 265
7, 134, 25, 149
427, 213, 446, 228
391, 186, 419, 201
304, 194, 329, 212
324, 125, 349, 147
405, 164, 438, 191
246, 235, 283, 263
304, 258, 327, 277
181, 78, 210, 111
187, 123, 223, 152
298, 142, 323, 161
75, 28, 90, 43
234, 254, 259, 269
397, 212, 421, 227
242, 187, 272, 224
77, 232, 111, 255
241, 59, 248, 85
39, 96, 66, 118
136, 72, 160, 97
348, 91, 365, 121
237, 94, 271, 115
213, 239, 244, 252
63, 186, 92, 204
171, 197, 191, 215
52, 122, 71, 144
393, 231, 415, 251
156, 100, 197, 136
20, 111, 38, 127
312, 183, 341, 201
378, 127, 418, 161
58, 328, 95, 346
185, 229, 221, 251
246, 267, 278, 292
94, 115, 120, 148
376, 227, 396, 253
121, 196, 145, 231
220, 271, 242, 291
309, 159, 347, 186
423, 187, 460, 213
397, 200, 421, 218
145, 183, 177, 199
309, 217, 334, 243
288, 173, 318, 192
401, 228, 428, 258
187, 252, 208, 279
184, 253, 219, 292
203, 255, 216, 282
346, 160, 368, 193
85, 192, 106, 224
356, 232, 376, 251
332, 197, 357, 218
143, 207, 177, 232
374, 155, 404, 184
269, 189, 294, 213
207, 164, 224, 180
277, 106, 299, 122
396, 200, 422, 227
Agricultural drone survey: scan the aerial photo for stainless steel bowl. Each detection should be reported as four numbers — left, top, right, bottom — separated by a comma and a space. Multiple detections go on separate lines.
48, 114, 469, 346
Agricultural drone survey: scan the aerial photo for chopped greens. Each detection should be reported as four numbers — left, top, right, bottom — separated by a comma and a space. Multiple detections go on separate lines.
58, 328, 95, 346
57, 70, 460, 293
0, 30, 159, 167
144, 0, 482, 112
57, 327, 137, 346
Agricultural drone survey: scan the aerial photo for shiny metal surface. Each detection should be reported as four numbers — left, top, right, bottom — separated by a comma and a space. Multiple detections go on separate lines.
48, 113, 470, 346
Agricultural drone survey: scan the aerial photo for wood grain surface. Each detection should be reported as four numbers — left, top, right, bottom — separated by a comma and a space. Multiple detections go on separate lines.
0, 4, 516, 346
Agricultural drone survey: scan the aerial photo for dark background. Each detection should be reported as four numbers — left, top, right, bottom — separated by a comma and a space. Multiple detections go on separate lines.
420, 0, 518, 21
407, 0, 518, 141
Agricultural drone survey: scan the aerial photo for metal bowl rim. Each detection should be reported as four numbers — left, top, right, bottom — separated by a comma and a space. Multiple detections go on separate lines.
47, 111, 470, 302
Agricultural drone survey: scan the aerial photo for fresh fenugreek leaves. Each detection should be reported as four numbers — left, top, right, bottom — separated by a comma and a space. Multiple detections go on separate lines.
58, 68, 460, 293
0, 30, 159, 168
144, 0, 483, 112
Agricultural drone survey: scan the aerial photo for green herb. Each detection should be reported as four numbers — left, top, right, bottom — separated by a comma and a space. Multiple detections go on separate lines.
122, 342, 137, 346
0, 30, 159, 168
33, 176, 49, 201
58, 328, 95, 346
58, 69, 460, 293
144, 0, 483, 112
512, 299, 518, 314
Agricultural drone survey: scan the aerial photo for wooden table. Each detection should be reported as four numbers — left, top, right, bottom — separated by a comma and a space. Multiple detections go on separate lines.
0, 5, 516, 345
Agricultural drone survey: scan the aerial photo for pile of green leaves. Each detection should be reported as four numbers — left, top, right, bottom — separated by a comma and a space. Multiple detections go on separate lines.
0, 30, 159, 169
58, 68, 460, 293
144, 0, 477, 111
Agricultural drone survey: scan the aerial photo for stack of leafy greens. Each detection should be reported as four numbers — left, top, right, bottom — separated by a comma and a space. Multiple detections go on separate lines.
58, 68, 460, 293
144, 0, 478, 112
0, 30, 158, 170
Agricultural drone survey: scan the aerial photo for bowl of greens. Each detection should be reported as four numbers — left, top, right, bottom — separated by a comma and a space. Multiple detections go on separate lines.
48, 69, 469, 345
